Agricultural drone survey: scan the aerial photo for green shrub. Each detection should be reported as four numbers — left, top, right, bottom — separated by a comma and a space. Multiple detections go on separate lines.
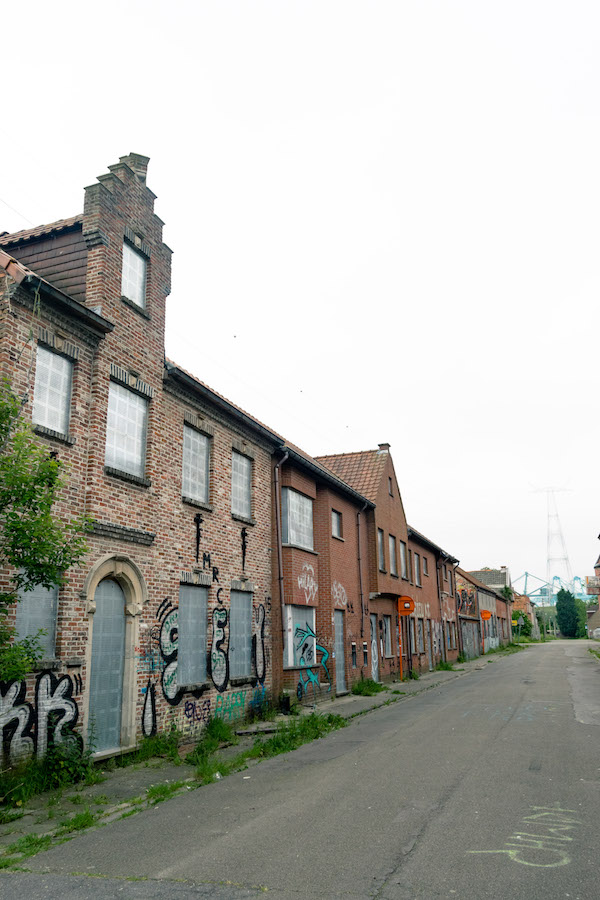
351, 678, 386, 696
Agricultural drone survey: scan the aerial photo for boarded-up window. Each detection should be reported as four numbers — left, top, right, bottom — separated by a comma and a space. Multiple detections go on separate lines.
178, 585, 208, 686
229, 590, 252, 678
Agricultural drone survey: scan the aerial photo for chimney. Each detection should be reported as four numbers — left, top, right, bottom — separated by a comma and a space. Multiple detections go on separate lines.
378, 442, 390, 453
119, 153, 150, 183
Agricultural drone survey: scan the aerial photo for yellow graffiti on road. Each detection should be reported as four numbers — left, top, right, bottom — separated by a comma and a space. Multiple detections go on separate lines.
468, 805, 582, 868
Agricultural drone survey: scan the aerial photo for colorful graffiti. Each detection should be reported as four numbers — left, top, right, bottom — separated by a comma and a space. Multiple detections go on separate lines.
298, 563, 318, 605
457, 585, 477, 616
294, 621, 331, 700
214, 689, 247, 721
252, 603, 266, 685
184, 697, 212, 726
0, 671, 81, 768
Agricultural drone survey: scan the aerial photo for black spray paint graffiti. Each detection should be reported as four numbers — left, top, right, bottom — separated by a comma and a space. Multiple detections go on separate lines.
294, 622, 331, 701
209, 590, 229, 692
0, 671, 81, 768
252, 603, 266, 685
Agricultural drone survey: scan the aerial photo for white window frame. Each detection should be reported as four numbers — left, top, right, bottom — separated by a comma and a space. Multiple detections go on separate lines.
286, 605, 316, 667
423, 556, 429, 576
331, 509, 342, 539
282, 488, 314, 551
105, 382, 148, 478
178, 585, 208, 686
182, 425, 210, 503
400, 541, 408, 579
15, 582, 59, 659
383, 615, 392, 657
121, 242, 147, 309
32, 345, 72, 435
231, 450, 252, 519
389, 536, 397, 576
229, 590, 252, 678
378, 529, 385, 571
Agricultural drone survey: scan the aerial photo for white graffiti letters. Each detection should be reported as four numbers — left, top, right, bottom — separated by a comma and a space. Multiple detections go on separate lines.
332, 580, 347, 608
298, 563, 318, 605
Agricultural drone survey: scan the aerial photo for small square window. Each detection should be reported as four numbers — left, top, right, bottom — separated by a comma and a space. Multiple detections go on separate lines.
332, 509, 342, 538
389, 536, 398, 576
121, 242, 147, 308
32, 345, 72, 435
232, 451, 252, 519
105, 382, 148, 477
182, 425, 210, 503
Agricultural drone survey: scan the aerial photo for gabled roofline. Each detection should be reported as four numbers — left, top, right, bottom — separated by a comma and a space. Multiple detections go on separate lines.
285, 445, 374, 509
0, 249, 113, 336
408, 525, 458, 563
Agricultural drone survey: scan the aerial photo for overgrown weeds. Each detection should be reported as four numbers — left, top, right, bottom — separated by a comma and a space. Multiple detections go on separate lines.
408, 668, 419, 680
435, 660, 455, 671
57, 808, 96, 834
0, 736, 98, 809
351, 678, 386, 696
146, 780, 187, 804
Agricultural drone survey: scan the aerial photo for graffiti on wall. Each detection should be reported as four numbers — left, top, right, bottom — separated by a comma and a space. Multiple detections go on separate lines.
214, 689, 247, 721
252, 602, 266, 685
184, 697, 211, 725
0, 671, 81, 768
457, 581, 477, 616
294, 621, 331, 700
209, 591, 229, 692
332, 579, 353, 613
298, 563, 318, 605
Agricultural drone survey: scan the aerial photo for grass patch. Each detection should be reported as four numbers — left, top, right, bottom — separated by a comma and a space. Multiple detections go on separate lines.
0, 808, 23, 825
185, 718, 237, 768
408, 668, 419, 680
351, 679, 386, 696
390, 689, 406, 695
6, 833, 53, 859
57, 809, 96, 834
114, 728, 183, 768
0, 737, 99, 809
146, 780, 186, 804
250, 713, 346, 760
588, 647, 600, 661
435, 660, 455, 671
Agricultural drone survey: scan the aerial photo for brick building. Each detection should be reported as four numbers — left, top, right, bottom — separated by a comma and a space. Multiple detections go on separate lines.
316, 444, 411, 682
271, 445, 373, 702
406, 528, 459, 672
0, 155, 281, 763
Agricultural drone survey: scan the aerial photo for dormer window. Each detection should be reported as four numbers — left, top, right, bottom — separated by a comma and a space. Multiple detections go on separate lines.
121, 242, 147, 309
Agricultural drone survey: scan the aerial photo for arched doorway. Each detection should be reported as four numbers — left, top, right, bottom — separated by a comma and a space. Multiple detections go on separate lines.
83, 555, 146, 755
88, 578, 126, 753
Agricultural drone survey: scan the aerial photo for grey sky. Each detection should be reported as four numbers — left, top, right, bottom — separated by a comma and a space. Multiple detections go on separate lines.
2, 1, 598, 586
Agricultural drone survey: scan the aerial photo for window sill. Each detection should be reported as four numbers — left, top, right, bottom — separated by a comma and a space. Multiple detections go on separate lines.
232, 513, 256, 526
230, 675, 257, 687
332, 534, 344, 542
378, 569, 387, 575
33, 657, 60, 671
282, 543, 318, 556
121, 295, 150, 319
104, 466, 151, 488
182, 496, 213, 512
390, 573, 399, 579
179, 681, 210, 692
33, 425, 75, 446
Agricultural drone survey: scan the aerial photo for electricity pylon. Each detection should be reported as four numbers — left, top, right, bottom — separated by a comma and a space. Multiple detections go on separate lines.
533, 487, 573, 600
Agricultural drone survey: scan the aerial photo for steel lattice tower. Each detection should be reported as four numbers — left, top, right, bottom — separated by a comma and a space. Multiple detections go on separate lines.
541, 488, 573, 599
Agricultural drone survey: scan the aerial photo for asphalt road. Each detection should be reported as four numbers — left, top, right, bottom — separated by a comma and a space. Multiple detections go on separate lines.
2, 641, 599, 899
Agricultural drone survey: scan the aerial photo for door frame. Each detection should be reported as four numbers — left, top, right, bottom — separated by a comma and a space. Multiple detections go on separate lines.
82, 554, 146, 756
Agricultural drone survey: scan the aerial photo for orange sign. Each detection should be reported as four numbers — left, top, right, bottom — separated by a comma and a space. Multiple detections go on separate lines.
398, 596, 415, 616
481, 610, 492, 620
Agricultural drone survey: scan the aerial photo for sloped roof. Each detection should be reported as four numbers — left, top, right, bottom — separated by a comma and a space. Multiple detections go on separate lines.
315, 449, 387, 503
469, 568, 509, 588
0, 215, 83, 246
408, 525, 458, 563
165, 361, 373, 506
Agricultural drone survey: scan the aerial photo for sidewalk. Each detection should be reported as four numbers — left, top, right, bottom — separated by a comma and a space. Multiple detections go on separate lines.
0, 652, 500, 866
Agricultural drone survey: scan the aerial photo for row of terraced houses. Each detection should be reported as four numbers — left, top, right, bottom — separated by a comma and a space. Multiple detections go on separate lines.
0, 156, 515, 764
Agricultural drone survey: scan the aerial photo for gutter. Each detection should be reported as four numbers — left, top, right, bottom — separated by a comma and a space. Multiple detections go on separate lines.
0, 249, 113, 336
356, 502, 368, 640
273, 451, 289, 658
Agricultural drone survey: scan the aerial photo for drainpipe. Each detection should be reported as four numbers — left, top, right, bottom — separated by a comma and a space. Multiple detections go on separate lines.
273, 451, 289, 655
356, 502, 368, 640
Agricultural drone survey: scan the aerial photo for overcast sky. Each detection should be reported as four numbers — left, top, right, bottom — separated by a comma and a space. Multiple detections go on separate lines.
2, 1, 598, 591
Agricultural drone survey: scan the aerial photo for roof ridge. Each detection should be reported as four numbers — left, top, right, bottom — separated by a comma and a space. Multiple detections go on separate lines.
0, 214, 83, 246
